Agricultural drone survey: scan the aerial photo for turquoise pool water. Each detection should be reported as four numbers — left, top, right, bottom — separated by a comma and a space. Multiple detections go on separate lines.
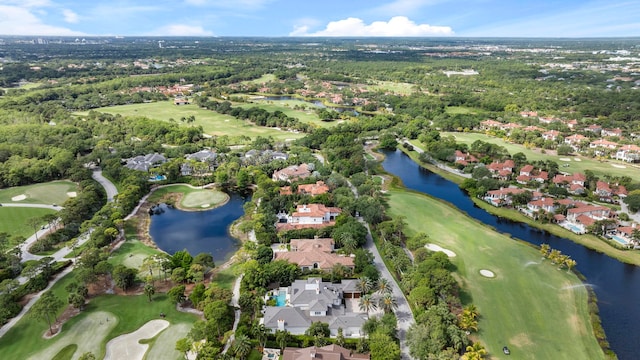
275, 291, 286, 307
610, 235, 628, 245
566, 223, 583, 233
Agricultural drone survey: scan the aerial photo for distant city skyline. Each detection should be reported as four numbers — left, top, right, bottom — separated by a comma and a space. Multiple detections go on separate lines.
0, 0, 638, 38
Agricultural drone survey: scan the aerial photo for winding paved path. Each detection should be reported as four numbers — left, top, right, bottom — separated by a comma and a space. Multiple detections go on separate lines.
0, 169, 117, 338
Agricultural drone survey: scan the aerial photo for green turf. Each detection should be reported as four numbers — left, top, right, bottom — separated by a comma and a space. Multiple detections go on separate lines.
77, 101, 303, 144
387, 188, 604, 360
445, 106, 480, 115
52, 344, 77, 360
145, 322, 191, 360
0, 181, 78, 204
365, 80, 417, 95
109, 239, 163, 271
0, 207, 57, 239
148, 185, 229, 209
444, 132, 640, 180
242, 74, 276, 85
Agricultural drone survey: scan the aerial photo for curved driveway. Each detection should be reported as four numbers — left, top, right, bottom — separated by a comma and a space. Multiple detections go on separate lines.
92, 168, 118, 202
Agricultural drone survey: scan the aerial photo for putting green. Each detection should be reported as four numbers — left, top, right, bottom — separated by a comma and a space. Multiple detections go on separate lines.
145, 323, 192, 360
181, 189, 228, 209
387, 189, 604, 359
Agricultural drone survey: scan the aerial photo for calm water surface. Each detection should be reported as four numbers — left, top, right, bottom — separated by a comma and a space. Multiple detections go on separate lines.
149, 193, 246, 263
381, 149, 639, 359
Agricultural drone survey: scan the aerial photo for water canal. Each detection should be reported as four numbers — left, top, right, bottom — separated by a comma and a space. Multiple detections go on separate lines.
149, 193, 246, 263
381, 149, 639, 359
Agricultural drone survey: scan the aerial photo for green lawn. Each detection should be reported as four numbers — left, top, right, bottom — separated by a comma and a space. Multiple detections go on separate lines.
0, 207, 57, 239
109, 238, 163, 271
444, 132, 640, 180
0, 272, 198, 360
387, 189, 604, 360
148, 185, 229, 209
365, 80, 417, 95
76, 101, 304, 143
445, 106, 480, 115
242, 74, 276, 85
0, 181, 78, 204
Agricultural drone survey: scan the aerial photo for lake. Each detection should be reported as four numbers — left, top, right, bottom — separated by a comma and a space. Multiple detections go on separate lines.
148, 193, 246, 263
381, 149, 639, 360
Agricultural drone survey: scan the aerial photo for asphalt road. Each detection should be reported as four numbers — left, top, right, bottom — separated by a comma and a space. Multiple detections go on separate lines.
92, 168, 118, 202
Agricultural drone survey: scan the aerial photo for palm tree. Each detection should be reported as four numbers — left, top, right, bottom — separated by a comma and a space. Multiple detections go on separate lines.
459, 305, 479, 332
463, 342, 487, 360
356, 276, 373, 294
376, 278, 392, 295
233, 334, 253, 360
539, 243, 550, 258
564, 258, 577, 273
339, 232, 358, 254
275, 329, 291, 352
358, 294, 377, 316
378, 293, 398, 314
251, 323, 269, 351
144, 283, 155, 302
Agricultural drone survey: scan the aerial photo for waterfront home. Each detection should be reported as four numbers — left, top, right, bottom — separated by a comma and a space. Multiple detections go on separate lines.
274, 238, 354, 272
484, 187, 526, 206
487, 159, 515, 180
454, 150, 479, 166
567, 205, 611, 225
527, 198, 558, 214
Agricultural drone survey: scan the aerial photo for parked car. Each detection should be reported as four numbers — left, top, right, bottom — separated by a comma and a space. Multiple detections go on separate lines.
503, 346, 510, 355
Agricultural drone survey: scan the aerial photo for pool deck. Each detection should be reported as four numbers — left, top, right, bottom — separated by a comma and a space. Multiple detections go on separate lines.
262, 348, 281, 360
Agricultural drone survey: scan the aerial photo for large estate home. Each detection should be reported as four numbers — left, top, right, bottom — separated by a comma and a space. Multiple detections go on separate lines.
484, 187, 527, 206
276, 204, 342, 231
274, 238, 354, 272
123, 153, 167, 172
567, 205, 612, 228
486, 159, 515, 180
273, 164, 313, 182
280, 181, 330, 196
282, 345, 370, 360
261, 278, 366, 337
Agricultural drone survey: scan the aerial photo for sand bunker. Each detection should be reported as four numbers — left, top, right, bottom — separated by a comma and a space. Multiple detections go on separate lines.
11, 194, 27, 201
201, 204, 210, 208
66, 191, 77, 197
612, 164, 627, 169
425, 244, 456, 257
574, 158, 581, 162
558, 158, 571, 162
480, 269, 495, 278
104, 319, 169, 360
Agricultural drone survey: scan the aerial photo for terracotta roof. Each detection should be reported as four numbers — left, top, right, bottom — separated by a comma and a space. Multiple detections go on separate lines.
520, 165, 534, 174
282, 345, 370, 360
576, 214, 596, 227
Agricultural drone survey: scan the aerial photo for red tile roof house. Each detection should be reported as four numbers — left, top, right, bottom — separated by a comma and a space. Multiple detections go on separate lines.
487, 159, 515, 180
564, 134, 588, 147
276, 204, 342, 231
538, 116, 559, 124
602, 128, 623, 137
553, 173, 587, 195
274, 238, 355, 272
484, 187, 526, 207
454, 150, 479, 166
282, 345, 370, 360
589, 139, 619, 150
595, 181, 628, 201
523, 125, 545, 132
273, 164, 313, 183
280, 181, 330, 196
614, 225, 639, 245
615, 145, 640, 163
542, 130, 561, 141
479, 119, 503, 130
566, 119, 579, 129
567, 205, 611, 224
585, 124, 603, 134
527, 197, 558, 214
520, 111, 538, 118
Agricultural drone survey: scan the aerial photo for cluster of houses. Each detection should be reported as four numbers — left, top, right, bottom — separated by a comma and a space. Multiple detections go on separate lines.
483, 169, 637, 245
479, 117, 640, 162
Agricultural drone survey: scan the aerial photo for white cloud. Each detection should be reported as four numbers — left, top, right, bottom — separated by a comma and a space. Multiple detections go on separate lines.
62, 9, 78, 23
150, 24, 214, 36
292, 16, 454, 37
0, 5, 83, 35
0, 0, 52, 8
183, 0, 272, 9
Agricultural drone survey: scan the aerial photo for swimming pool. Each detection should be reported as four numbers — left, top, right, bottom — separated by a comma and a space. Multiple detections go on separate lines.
610, 235, 629, 246
274, 290, 286, 307
565, 223, 584, 234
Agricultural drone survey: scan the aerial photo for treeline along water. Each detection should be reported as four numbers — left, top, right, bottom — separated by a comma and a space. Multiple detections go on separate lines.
381, 149, 639, 359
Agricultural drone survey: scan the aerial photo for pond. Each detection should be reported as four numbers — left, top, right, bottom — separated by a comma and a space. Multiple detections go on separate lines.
381, 149, 639, 360
148, 193, 247, 263
260, 95, 360, 115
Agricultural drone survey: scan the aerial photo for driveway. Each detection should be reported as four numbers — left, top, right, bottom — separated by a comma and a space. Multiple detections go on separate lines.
92, 168, 118, 202
361, 220, 415, 360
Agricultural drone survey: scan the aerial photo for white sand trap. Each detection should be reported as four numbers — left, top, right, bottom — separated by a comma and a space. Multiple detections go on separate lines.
425, 244, 456, 257
612, 164, 627, 169
11, 194, 27, 201
558, 158, 571, 162
480, 269, 495, 278
201, 203, 210, 208
66, 191, 77, 197
105, 319, 169, 360
574, 158, 581, 162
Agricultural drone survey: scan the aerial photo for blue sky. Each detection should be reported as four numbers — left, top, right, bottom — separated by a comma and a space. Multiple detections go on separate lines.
0, 0, 638, 37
